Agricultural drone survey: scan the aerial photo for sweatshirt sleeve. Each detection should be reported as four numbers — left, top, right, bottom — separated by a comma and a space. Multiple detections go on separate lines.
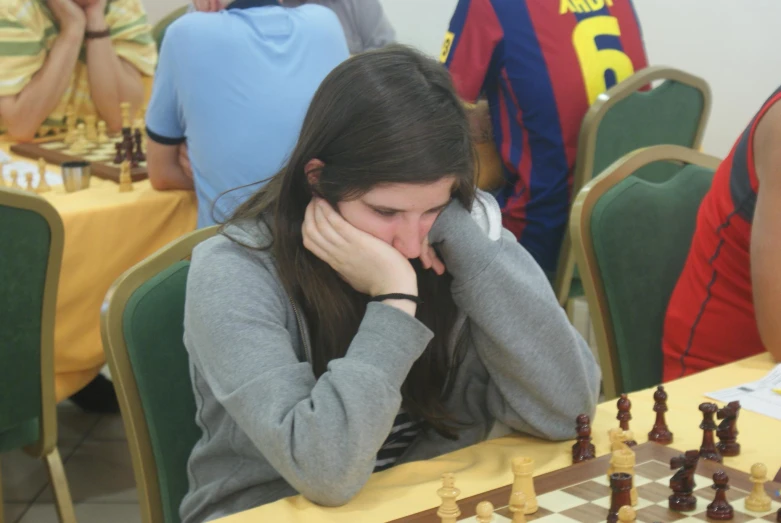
429, 201, 601, 440
183, 237, 434, 506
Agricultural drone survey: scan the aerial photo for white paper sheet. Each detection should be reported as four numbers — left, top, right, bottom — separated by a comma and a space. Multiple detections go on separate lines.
706, 363, 781, 420
1, 159, 63, 188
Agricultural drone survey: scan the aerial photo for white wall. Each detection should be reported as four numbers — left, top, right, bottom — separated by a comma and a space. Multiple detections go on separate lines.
143, 0, 780, 157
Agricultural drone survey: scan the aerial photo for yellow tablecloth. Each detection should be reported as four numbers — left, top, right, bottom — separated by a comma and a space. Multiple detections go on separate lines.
216, 353, 781, 523
3, 146, 197, 400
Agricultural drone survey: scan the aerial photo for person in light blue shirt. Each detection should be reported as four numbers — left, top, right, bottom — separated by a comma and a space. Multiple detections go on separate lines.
145, 0, 349, 227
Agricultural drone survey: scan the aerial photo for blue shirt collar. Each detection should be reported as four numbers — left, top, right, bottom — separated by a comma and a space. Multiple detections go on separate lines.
227, 0, 280, 10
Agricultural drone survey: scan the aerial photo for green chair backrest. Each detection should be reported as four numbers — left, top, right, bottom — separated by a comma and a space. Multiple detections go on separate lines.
152, 6, 189, 52
590, 162, 715, 392
122, 261, 200, 523
591, 80, 708, 183
0, 200, 53, 450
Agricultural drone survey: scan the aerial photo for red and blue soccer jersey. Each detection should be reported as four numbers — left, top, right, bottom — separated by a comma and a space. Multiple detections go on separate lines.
442, 0, 648, 273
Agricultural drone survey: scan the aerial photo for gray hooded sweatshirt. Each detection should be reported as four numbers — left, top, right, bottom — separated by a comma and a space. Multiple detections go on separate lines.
179, 198, 601, 523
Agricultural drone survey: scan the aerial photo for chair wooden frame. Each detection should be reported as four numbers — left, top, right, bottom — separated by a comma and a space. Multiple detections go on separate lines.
569, 145, 721, 400
553, 66, 713, 308
0, 187, 74, 523
100, 226, 218, 523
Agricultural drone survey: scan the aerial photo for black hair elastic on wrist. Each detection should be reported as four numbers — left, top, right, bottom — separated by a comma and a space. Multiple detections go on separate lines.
369, 293, 423, 304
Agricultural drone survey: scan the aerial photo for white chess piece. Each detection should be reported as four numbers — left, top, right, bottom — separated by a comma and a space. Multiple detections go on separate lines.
436, 473, 460, 523
475, 501, 494, 523
511, 457, 538, 514
745, 463, 772, 512
618, 505, 636, 523
509, 491, 526, 523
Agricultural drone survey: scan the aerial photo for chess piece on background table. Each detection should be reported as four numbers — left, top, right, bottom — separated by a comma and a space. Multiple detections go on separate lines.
716, 401, 741, 457
24, 172, 34, 192
648, 385, 673, 444
607, 472, 633, 523
776, 507, 781, 522
509, 491, 526, 523
699, 402, 722, 462
69, 123, 89, 155
97, 121, 108, 144
706, 471, 733, 520
511, 457, 538, 514
64, 105, 77, 144
10, 169, 20, 189
475, 501, 494, 523
616, 394, 637, 447
133, 128, 146, 163
618, 505, 636, 523
114, 142, 124, 165
0, 162, 5, 187
37, 158, 51, 193
436, 473, 460, 523
669, 450, 700, 511
745, 463, 772, 512
120, 101, 131, 130
118, 160, 133, 193
85, 114, 97, 142
607, 448, 637, 506
572, 413, 596, 463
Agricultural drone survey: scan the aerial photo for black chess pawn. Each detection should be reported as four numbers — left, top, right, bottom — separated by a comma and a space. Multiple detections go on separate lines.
133, 128, 146, 163
648, 385, 673, 445
776, 507, 780, 522
113, 142, 124, 164
571, 414, 596, 464
616, 394, 637, 447
699, 403, 722, 462
706, 471, 733, 520
716, 401, 741, 457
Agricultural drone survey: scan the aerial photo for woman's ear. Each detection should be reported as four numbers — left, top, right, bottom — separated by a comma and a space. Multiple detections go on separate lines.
305, 159, 325, 187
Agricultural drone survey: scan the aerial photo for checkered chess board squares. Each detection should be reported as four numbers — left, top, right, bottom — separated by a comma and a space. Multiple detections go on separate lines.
457, 460, 781, 523
38, 140, 146, 165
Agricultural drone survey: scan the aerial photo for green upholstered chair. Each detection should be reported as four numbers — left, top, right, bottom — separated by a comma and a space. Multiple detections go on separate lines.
152, 6, 189, 52
101, 226, 218, 523
0, 187, 75, 523
553, 66, 712, 313
569, 145, 721, 399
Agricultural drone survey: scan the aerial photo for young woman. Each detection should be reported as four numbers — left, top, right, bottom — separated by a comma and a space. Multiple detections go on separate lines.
179, 45, 601, 523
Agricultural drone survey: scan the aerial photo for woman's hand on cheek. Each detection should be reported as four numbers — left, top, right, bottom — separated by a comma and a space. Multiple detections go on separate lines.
302, 198, 418, 297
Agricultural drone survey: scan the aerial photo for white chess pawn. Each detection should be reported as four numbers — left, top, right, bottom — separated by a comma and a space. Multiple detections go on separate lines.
97, 121, 108, 144
24, 172, 34, 192
10, 169, 20, 189
509, 491, 526, 523
618, 505, 636, 523
745, 463, 771, 512
85, 114, 97, 141
475, 501, 494, 523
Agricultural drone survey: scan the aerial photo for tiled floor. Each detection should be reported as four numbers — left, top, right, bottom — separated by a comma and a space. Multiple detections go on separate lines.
2, 403, 140, 523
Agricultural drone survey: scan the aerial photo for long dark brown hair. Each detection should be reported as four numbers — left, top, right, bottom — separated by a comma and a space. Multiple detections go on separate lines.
224, 45, 476, 438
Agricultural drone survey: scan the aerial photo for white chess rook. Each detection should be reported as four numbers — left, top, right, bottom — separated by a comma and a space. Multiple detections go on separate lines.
511, 457, 538, 515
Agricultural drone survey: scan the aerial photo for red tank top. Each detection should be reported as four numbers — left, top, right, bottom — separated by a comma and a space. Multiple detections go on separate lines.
662, 86, 781, 381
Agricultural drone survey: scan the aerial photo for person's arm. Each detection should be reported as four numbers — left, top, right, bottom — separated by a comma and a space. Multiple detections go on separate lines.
185, 236, 434, 506
428, 196, 601, 440
750, 101, 781, 362
467, 100, 504, 191
0, 1, 85, 141
144, 21, 191, 190
83, 0, 145, 131
351, 0, 395, 52
146, 140, 193, 190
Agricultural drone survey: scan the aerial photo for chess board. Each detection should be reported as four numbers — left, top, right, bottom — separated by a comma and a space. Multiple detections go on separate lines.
391, 443, 781, 523
10, 134, 147, 183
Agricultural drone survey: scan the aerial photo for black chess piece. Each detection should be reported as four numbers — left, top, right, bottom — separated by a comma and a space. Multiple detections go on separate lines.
607, 473, 632, 523
706, 471, 733, 520
669, 450, 700, 511
571, 414, 596, 464
133, 128, 146, 163
648, 385, 674, 445
716, 401, 741, 457
699, 403, 723, 462
776, 507, 780, 522
113, 142, 124, 164
617, 394, 637, 447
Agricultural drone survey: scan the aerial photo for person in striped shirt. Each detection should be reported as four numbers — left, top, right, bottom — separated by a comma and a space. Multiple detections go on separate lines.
441, 0, 647, 275
0, 0, 157, 141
